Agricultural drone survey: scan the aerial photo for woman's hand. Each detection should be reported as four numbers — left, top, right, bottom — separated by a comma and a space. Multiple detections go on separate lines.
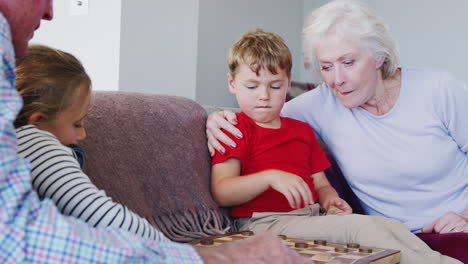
267, 170, 314, 209
421, 211, 468, 233
206, 110, 242, 156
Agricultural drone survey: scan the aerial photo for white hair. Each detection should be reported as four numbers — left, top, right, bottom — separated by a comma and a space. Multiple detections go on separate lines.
302, 0, 399, 81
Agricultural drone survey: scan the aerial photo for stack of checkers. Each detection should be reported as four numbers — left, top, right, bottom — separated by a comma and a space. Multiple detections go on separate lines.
190, 231, 401, 264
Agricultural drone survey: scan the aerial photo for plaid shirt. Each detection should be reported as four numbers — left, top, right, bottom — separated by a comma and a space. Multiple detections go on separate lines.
0, 13, 203, 264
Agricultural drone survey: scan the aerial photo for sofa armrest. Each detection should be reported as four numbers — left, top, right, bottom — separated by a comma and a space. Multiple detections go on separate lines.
81, 91, 231, 242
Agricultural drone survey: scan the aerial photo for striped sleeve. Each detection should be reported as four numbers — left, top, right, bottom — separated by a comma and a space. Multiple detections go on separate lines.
16, 125, 168, 242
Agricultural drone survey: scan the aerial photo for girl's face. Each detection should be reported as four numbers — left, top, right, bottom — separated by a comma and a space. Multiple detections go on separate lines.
36, 85, 90, 146
315, 32, 384, 109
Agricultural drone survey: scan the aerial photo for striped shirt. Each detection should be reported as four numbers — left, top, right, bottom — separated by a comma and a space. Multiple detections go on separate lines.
17, 125, 168, 241
0, 11, 202, 263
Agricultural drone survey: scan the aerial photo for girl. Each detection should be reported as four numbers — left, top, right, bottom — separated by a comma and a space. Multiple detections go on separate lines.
14, 44, 167, 241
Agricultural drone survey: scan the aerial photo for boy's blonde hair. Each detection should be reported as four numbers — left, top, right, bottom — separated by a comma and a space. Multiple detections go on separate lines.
228, 29, 292, 79
14, 44, 91, 128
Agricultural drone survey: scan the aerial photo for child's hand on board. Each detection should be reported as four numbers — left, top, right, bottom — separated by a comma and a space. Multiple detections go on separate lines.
326, 198, 352, 215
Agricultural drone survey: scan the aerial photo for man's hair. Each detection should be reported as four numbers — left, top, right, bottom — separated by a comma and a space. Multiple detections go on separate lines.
14, 44, 91, 128
228, 29, 292, 79
303, 0, 399, 82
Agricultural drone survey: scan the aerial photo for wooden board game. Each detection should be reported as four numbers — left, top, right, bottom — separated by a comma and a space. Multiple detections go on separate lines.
190, 231, 401, 264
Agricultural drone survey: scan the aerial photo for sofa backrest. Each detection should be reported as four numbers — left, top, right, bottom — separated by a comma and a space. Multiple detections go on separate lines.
80, 91, 231, 242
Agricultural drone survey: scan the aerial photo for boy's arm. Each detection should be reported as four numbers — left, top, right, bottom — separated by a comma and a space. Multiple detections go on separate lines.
312, 171, 352, 215
211, 158, 270, 207
211, 158, 313, 209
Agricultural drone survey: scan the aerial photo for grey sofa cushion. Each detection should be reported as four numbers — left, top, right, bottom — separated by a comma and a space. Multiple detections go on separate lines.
80, 91, 231, 242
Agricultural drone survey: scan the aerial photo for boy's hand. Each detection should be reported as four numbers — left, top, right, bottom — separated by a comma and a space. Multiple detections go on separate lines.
325, 197, 352, 215
267, 170, 314, 209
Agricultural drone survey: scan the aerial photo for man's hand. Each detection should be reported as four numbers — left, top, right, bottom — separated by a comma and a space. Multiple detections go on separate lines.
421, 211, 468, 233
206, 110, 241, 156
196, 231, 315, 264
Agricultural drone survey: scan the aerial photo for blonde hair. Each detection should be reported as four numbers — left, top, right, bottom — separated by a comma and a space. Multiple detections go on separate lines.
303, 0, 399, 81
14, 45, 91, 128
228, 29, 292, 79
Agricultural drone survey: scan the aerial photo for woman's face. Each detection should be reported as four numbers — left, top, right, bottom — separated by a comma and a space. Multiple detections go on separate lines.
315, 32, 384, 109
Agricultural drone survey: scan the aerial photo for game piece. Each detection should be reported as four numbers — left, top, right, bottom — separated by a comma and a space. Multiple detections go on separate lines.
327, 205, 345, 215
295, 242, 309, 249
200, 238, 214, 245
241, 230, 254, 236
359, 248, 373, 254
334, 247, 348, 253
314, 239, 327, 245
347, 243, 360, 249
189, 232, 401, 264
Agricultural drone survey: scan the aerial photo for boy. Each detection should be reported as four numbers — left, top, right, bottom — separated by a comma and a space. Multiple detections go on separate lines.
210, 30, 458, 264
211, 30, 352, 226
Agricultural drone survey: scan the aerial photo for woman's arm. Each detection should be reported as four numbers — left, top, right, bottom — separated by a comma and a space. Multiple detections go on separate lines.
206, 110, 242, 156
17, 125, 168, 241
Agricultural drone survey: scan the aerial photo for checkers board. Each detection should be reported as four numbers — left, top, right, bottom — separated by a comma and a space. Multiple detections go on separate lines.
190, 231, 401, 264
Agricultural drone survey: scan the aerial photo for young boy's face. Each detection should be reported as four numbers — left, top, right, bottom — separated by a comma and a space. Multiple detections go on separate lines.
228, 63, 290, 128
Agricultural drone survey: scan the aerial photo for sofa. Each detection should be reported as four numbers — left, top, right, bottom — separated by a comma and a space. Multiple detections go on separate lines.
81, 91, 465, 262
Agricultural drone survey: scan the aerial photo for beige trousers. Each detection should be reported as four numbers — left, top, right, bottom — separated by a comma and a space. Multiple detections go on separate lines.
235, 205, 460, 264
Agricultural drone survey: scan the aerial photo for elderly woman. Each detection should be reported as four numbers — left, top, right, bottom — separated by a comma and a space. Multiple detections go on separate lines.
206, 0, 467, 262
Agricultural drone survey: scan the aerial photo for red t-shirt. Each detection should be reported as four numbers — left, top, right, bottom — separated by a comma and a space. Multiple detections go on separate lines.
211, 112, 330, 217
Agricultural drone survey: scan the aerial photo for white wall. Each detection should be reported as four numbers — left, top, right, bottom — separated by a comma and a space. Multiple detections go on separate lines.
32, 0, 468, 103
302, 0, 468, 84
118, 1, 199, 98
196, 0, 304, 107
32, 0, 122, 91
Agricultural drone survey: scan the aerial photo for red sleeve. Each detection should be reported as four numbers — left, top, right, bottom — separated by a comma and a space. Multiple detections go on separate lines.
211, 113, 248, 165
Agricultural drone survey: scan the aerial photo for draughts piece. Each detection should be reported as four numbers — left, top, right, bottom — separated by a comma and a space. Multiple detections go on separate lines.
327, 205, 344, 215
314, 239, 327, 245
347, 243, 360, 249
359, 248, 373, 254
334, 247, 348, 253
200, 238, 214, 245
278, 234, 287, 240
295, 242, 309, 249
241, 231, 254, 236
